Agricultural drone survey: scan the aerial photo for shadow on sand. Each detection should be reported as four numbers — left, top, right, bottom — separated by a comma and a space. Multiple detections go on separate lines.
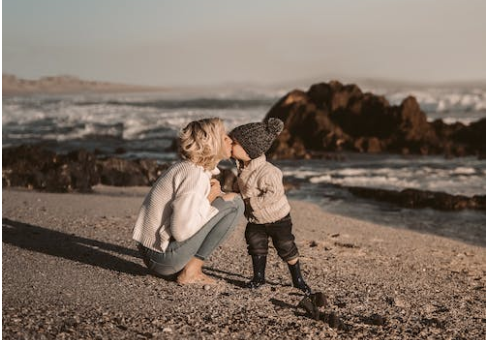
2, 218, 147, 276
204, 266, 286, 288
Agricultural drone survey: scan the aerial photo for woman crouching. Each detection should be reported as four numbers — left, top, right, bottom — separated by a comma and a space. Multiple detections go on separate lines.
133, 118, 244, 284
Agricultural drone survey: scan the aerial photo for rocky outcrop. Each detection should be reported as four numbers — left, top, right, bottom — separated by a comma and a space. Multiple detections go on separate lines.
3, 145, 484, 212
2, 145, 168, 192
348, 187, 486, 211
265, 81, 486, 158
2, 145, 99, 193
451, 118, 486, 157
1, 145, 296, 194
97, 158, 168, 187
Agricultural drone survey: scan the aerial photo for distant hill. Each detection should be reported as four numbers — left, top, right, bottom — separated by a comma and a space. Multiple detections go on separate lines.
2, 74, 167, 95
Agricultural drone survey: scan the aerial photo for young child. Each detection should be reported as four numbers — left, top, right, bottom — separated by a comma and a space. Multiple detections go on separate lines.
230, 118, 312, 295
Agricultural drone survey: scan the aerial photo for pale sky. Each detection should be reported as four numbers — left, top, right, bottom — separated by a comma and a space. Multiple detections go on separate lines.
3, 0, 486, 87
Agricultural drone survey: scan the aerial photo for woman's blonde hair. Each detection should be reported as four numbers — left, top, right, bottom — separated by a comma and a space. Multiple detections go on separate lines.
179, 117, 226, 170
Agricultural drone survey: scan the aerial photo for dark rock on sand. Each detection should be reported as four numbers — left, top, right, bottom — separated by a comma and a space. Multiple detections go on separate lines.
97, 157, 168, 187
363, 313, 387, 326
311, 292, 328, 307
1, 145, 296, 194
321, 312, 346, 330
347, 186, 486, 211
2, 145, 99, 192
298, 296, 320, 320
2, 145, 168, 192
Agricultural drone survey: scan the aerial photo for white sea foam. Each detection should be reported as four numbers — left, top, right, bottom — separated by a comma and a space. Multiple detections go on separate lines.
2, 94, 267, 143
309, 175, 332, 183
452, 167, 476, 175
278, 157, 486, 197
366, 86, 486, 125
333, 168, 368, 176
282, 170, 321, 179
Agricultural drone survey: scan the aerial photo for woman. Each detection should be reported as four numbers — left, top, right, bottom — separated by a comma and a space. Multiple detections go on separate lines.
133, 118, 244, 284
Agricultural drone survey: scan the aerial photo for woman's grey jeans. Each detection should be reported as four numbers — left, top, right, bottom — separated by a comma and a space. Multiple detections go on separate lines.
137, 195, 244, 279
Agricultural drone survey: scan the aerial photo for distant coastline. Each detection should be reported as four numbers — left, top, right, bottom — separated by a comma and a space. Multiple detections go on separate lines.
4, 73, 486, 97
2, 74, 167, 96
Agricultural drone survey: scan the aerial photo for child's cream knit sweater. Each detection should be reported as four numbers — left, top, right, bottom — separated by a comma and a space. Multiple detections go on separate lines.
236, 155, 291, 224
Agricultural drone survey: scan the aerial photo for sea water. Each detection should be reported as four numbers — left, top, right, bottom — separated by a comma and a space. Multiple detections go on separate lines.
3, 85, 486, 245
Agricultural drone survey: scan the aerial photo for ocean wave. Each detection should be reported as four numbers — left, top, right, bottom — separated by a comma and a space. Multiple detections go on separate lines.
452, 167, 476, 175
369, 87, 486, 117
3, 87, 486, 160
280, 158, 486, 197
2, 95, 268, 145
78, 97, 275, 110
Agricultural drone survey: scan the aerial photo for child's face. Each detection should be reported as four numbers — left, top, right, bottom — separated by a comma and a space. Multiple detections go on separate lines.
231, 140, 251, 162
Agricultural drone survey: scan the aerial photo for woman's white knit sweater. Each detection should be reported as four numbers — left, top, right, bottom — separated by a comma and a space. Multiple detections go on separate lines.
132, 160, 219, 252
237, 155, 291, 224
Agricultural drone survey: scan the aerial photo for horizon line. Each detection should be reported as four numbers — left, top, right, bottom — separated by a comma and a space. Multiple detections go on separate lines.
4, 72, 486, 90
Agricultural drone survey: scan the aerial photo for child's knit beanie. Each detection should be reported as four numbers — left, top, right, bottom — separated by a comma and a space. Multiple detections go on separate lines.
230, 118, 284, 159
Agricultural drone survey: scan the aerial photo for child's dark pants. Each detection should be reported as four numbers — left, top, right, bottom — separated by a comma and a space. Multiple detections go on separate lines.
244, 213, 299, 262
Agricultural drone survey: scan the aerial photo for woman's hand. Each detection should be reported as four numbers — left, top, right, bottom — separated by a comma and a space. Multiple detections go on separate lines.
207, 179, 222, 203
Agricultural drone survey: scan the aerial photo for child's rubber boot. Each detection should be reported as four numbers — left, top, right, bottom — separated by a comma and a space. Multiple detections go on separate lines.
288, 260, 312, 295
246, 255, 266, 289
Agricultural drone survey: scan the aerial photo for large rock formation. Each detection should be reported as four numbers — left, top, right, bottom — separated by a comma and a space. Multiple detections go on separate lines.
265, 81, 486, 158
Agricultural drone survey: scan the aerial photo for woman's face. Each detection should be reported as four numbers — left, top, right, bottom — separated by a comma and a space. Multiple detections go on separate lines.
221, 134, 233, 159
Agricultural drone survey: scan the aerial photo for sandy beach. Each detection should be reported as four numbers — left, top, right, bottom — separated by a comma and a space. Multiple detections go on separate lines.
2, 186, 485, 339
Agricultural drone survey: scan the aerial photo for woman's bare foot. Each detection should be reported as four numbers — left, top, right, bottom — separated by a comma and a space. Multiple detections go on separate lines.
176, 257, 217, 285
177, 271, 216, 285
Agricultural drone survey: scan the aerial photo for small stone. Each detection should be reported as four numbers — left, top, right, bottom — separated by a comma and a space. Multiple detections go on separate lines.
311, 292, 328, 307
367, 313, 386, 326
298, 296, 320, 320
203, 285, 211, 291
335, 300, 346, 308
394, 297, 410, 308
328, 312, 342, 329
